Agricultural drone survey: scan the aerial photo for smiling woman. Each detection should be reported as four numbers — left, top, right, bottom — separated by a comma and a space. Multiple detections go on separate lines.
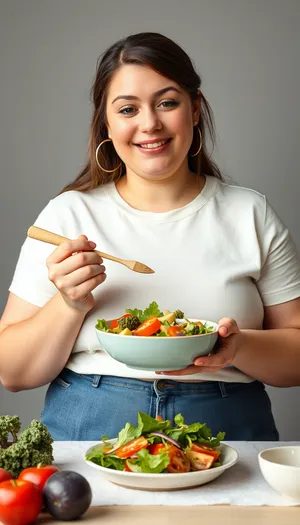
1, 32, 300, 443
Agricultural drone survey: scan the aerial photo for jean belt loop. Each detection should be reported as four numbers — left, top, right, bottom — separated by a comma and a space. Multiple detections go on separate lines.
92, 375, 101, 388
218, 381, 228, 398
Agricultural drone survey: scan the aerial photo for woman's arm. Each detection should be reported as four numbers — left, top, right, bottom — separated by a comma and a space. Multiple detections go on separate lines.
162, 298, 300, 387
0, 235, 106, 391
231, 297, 300, 387
0, 292, 86, 391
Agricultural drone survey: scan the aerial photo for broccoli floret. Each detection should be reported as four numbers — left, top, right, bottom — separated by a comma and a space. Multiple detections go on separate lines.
0, 417, 54, 477
187, 324, 200, 335
174, 309, 184, 319
118, 316, 140, 331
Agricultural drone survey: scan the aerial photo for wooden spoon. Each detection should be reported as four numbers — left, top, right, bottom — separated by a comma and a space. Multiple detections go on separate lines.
27, 226, 155, 274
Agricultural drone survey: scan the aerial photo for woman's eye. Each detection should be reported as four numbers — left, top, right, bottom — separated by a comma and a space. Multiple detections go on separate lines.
119, 107, 136, 115
159, 100, 180, 108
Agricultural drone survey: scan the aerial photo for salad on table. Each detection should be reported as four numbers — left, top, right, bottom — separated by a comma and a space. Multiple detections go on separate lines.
85, 412, 225, 474
96, 301, 215, 337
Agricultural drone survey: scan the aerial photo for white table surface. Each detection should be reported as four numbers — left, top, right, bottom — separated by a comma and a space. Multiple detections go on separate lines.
52, 441, 300, 507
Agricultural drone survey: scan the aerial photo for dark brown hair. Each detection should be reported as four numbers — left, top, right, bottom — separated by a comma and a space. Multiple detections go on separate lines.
61, 32, 223, 193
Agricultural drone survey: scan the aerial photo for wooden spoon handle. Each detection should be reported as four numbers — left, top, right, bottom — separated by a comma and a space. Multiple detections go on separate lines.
27, 226, 123, 264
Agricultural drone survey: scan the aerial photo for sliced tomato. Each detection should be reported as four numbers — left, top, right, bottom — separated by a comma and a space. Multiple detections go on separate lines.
114, 437, 148, 459
185, 450, 214, 470
155, 415, 163, 421
110, 313, 131, 329
167, 325, 185, 337
148, 443, 166, 455
133, 317, 161, 336
167, 445, 191, 473
191, 443, 221, 462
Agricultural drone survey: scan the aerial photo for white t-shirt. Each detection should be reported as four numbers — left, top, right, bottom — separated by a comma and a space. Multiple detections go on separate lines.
9, 176, 300, 382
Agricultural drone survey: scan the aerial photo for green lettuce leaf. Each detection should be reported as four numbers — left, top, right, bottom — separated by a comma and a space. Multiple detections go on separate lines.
126, 301, 163, 323
137, 412, 171, 434
95, 319, 110, 332
127, 448, 170, 473
115, 422, 142, 448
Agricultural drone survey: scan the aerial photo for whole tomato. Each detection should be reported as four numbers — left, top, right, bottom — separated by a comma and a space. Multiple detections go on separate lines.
0, 469, 13, 483
18, 464, 59, 491
0, 479, 43, 525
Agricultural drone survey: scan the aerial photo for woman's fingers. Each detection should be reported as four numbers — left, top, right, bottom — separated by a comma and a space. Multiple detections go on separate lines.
63, 271, 107, 301
46, 236, 97, 266
55, 263, 106, 290
218, 317, 240, 337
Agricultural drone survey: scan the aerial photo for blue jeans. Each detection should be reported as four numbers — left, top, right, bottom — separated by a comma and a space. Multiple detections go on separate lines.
41, 368, 279, 441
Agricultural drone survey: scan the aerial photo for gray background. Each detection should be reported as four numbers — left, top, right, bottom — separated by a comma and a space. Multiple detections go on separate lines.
1, 0, 299, 438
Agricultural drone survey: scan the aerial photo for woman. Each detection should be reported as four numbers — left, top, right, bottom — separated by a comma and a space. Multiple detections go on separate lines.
1, 32, 300, 441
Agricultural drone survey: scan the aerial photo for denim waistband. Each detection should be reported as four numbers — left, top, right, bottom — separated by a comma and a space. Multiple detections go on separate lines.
61, 367, 259, 397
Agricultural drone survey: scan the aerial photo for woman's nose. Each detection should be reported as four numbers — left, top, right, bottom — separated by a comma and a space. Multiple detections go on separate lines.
139, 109, 162, 133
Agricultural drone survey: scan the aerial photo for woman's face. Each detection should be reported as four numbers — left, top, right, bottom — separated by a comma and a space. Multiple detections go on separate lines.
105, 65, 200, 182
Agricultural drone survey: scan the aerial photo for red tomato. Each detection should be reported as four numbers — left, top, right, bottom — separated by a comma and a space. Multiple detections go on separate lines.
149, 444, 190, 473
110, 313, 131, 329
166, 445, 191, 473
148, 443, 166, 455
0, 479, 43, 525
185, 450, 214, 470
114, 437, 149, 459
155, 415, 163, 421
191, 443, 221, 462
0, 469, 13, 483
167, 325, 185, 337
133, 317, 161, 336
18, 464, 59, 491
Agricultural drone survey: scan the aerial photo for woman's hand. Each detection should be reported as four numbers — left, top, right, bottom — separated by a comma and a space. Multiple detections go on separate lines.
46, 235, 106, 313
156, 318, 241, 376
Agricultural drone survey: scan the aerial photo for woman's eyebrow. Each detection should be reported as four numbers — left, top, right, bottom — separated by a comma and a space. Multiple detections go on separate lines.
111, 86, 181, 105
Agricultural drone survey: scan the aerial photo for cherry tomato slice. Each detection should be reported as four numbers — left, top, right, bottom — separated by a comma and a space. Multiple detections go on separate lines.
133, 317, 161, 336
167, 326, 185, 337
185, 450, 214, 470
191, 443, 221, 462
114, 437, 149, 459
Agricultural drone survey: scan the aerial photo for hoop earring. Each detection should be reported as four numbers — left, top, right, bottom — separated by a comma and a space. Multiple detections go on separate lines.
95, 138, 122, 173
190, 127, 203, 157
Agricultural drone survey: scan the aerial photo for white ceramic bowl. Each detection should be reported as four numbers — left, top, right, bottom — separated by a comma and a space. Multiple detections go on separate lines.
258, 446, 300, 501
95, 318, 218, 371
84, 440, 238, 491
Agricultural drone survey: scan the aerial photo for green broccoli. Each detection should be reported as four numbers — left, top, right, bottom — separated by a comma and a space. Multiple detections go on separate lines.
117, 315, 140, 331
0, 416, 54, 477
185, 322, 201, 335
174, 309, 184, 319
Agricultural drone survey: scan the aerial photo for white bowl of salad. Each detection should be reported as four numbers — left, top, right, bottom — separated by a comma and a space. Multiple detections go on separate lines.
84, 412, 238, 491
95, 302, 218, 371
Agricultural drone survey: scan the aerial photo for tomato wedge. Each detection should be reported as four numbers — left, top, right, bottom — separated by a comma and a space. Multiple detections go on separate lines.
149, 444, 190, 473
167, 325, 185, 337
148, 443, 166, 455
185, 450, 214, 470
191, 443, 221, 462
124, 461, 132, 472
110, 313, 131, 329
114, 437, 148, 459
133, 317, 161, 336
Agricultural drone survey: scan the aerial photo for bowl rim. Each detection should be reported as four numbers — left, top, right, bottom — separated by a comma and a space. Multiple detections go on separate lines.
258, 446, 300, 470
84, 441, 239, 478
95, 318, 219, 339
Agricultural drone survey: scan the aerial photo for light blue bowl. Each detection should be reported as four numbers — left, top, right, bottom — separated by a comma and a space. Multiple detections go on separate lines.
95, 318, 218, 371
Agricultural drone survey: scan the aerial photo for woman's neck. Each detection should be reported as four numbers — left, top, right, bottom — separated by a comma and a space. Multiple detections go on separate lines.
115, 167, 205, 213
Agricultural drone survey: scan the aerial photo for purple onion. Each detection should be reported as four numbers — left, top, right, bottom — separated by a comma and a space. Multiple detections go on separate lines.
150, 432, 181, 449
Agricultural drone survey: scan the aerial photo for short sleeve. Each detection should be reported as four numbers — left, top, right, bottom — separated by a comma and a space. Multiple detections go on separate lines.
8, 200, 62, 307
256, 198, 300, 306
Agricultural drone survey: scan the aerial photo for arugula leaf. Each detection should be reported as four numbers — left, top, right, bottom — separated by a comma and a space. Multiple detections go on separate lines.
137, 412, 171, 433
95, 319, 110, 332
127, 448, 170, 473
126, 301, 163, 323
115, 422, 142, 448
